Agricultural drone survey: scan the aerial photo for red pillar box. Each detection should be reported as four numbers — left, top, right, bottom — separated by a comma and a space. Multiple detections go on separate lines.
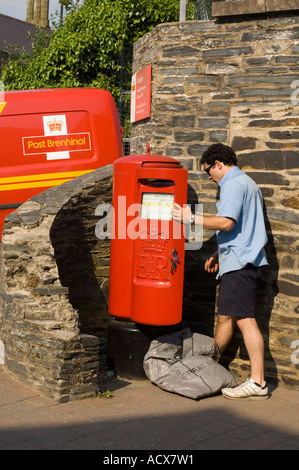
108, 154, 188, 326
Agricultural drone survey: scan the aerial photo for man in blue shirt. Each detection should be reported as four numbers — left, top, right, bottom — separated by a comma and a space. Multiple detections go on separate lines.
172, 143, 269, 400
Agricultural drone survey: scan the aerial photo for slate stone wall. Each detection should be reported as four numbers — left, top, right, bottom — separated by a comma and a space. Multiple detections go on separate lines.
131, 8, 299, 389
0, 166, 113, 402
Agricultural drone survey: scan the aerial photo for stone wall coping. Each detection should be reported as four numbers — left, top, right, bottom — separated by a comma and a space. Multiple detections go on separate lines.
212, 0, 299, 17
4, 164, 113, 223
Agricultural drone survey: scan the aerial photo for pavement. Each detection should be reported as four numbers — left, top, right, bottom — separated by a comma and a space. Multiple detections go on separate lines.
0, 365, 298, 452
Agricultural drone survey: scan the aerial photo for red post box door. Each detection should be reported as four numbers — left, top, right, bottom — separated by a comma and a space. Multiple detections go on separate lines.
130, 170, 187, 326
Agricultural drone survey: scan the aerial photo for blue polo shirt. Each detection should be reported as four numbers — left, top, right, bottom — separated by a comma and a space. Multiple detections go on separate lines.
216, 166, 268, 278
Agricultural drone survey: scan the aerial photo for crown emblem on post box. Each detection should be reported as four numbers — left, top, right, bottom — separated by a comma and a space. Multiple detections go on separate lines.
141, 229, 169, 253
48, 118, 63, 132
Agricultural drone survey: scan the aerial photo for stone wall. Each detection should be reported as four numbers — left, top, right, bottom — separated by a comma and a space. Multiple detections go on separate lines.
131, 4, 299, 389
0, 166, 113, 402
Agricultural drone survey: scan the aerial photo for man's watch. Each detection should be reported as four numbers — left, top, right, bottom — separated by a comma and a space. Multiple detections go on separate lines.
189, 214, 195, 225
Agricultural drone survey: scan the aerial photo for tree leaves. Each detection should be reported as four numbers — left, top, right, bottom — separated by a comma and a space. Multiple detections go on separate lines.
1, 0, 180, 101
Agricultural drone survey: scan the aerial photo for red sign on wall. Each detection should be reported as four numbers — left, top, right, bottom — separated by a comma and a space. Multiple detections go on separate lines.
131, 65, 151, 123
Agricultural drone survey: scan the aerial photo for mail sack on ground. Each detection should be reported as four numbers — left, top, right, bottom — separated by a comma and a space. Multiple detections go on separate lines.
143, 327, 237, 399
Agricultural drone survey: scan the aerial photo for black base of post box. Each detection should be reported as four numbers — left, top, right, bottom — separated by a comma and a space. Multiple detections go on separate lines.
107, 319, 181, 380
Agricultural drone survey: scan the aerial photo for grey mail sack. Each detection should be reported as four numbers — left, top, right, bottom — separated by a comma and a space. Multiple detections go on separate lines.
143, 327, 237, 399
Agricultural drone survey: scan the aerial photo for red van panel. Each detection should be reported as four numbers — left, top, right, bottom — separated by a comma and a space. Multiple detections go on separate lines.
0, 88, 123, 234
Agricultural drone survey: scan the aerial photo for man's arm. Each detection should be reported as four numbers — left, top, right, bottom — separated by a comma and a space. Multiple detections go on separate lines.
172, 203, 235, 232
202, 215, 235, 232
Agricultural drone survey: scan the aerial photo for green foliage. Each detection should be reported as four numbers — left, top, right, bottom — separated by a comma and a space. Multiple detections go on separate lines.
1, 0, 180, 100
2, 0, 126, 99
95, 389, 113, 398
1, 0, 220, 136
120, 0, 180, 43
58, 0, 76, 9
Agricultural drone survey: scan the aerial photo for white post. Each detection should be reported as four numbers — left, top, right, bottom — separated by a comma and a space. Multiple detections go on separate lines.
0, 341, 5, 365
180, 0, 187, 22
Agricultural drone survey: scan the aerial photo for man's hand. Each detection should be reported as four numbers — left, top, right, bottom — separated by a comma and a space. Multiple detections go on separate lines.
205, 254, 219, 273
171, 203, 192, 224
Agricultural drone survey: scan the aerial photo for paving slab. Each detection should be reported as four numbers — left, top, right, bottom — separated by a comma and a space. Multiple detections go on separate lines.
0, 366, 298, 452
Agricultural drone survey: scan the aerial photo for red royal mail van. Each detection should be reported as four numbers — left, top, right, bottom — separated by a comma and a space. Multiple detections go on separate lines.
0, 87, 124, 235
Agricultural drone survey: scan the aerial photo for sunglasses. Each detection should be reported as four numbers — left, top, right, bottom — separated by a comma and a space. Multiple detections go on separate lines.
204, 163, 215, 175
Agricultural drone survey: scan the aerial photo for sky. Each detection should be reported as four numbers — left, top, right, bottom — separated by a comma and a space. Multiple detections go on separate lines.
0, 0, 63, 25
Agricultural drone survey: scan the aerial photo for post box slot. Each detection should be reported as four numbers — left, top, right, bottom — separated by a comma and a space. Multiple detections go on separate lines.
141, 162, 181, 169
139, 178, 175, 188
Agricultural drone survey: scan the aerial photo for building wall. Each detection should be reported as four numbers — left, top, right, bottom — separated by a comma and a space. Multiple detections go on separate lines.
26, 0, 49, 28
131, 7, 299, 389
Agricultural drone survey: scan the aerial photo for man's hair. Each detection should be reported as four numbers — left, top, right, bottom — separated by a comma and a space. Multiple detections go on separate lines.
200, 143, 238, 166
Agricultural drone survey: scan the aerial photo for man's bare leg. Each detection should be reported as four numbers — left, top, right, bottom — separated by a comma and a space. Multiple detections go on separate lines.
236, 317, 265, 386
214, 315, 235, 355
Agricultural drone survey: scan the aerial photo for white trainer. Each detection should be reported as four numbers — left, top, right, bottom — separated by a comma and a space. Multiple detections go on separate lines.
222, 378, 269, 400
